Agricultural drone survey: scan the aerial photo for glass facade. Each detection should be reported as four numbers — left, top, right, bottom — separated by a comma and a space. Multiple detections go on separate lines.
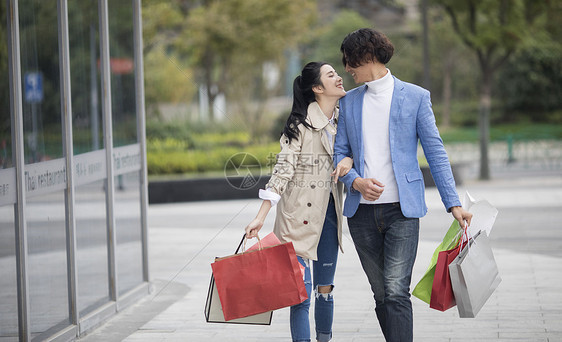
1, 1, 148, 341
1, 1, 18, 341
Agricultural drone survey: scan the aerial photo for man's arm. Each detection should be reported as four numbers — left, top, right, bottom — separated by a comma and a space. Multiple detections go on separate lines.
416, 91, 471, 226
334, 104, 360, 191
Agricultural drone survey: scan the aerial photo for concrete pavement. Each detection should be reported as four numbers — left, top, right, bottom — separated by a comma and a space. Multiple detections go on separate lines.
80, 173, 562, 342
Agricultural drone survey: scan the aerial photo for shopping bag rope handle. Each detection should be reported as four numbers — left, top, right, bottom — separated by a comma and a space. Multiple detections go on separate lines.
457, 223, 470, 253
242, 234, 262, 253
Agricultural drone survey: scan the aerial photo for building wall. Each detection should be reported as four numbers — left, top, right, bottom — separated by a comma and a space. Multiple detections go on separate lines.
0, 1, 149, 341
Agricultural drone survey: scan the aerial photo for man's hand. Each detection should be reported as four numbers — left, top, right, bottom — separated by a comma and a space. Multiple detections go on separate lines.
450, 206, 472, 228
352, 177, 384, 201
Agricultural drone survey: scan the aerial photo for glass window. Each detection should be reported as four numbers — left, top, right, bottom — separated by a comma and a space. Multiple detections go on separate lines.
75, 179, 109, 314
115, 171, 143, 295
0, 205, 17, 341
108, 1, 143, 295
108, 2, 137, 147
69, 0, 103, 154
0, 0, 11, 169
68, 0, 110, 316
27, 191, 69, 338
0, 3, 18, 337
19, 1, 70, 337
19, 1, 62, 164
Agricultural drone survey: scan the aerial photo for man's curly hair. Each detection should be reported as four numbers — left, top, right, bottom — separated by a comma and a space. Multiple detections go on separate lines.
340, 28, 394, 67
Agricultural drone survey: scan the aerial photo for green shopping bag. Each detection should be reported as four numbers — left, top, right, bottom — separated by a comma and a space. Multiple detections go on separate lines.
412, 220, 463, 304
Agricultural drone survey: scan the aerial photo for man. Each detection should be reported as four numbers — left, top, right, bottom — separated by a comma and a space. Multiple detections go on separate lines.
333, 28, 472, 341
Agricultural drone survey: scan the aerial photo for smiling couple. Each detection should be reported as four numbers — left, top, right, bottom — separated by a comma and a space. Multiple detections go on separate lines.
244, 28, 472, 342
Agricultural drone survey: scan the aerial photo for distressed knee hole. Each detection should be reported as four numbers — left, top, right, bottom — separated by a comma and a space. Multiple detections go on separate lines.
315, 285, 334, 300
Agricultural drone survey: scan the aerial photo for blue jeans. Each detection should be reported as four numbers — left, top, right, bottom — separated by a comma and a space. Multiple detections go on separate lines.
347, 203, 419, 342
290, 198, 338, 342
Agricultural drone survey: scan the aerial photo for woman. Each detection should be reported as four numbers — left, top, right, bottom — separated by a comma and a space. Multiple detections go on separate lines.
245, 61, 351, 342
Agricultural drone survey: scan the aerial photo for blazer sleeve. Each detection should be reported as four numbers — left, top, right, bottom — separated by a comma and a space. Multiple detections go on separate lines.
265, 127, 304, 195
334, 102, 361, 192
416, 91, 461, 211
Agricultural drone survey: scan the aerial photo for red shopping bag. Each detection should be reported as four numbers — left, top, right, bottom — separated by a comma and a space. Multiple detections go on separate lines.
430, 245, 461, 311
247, 232, 305, 277
211, 240, 308, 321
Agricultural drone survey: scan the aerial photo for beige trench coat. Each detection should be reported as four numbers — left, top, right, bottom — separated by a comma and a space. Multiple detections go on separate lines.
266, 102, 344, 260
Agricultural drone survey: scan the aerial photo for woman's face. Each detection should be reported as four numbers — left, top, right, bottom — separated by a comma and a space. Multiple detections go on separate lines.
317, 64, 346, 99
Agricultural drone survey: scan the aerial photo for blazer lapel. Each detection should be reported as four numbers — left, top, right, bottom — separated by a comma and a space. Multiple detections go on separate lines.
389, 77, 405, 154
350, 86, 367, 174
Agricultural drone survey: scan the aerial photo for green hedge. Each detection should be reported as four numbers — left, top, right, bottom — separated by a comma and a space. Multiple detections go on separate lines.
147, 140, 280, 175
146, 123, 562, 176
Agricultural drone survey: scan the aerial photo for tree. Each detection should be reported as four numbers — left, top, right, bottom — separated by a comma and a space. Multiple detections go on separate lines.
308, 9, 370, 87
142, 0, 197, 117
176, 0, 316, 127
496, 2, 562, 122
433, 0, 552, 179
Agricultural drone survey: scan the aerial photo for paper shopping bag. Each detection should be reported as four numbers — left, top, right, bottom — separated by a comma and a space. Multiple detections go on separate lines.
247, 232, 305, 277
246, 232, 281, 252
449, 231, 502, 318
211, 240, 307, 321
205, 274, 273, 324
205, 235, 273, 324
413, 220, 463, 304
429, 244, 461, 311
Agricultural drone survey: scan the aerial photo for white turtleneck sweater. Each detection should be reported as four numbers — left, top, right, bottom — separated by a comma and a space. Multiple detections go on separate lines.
360, 69, 399, 204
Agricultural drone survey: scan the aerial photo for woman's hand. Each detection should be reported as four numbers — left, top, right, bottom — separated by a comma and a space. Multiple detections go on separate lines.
332, 157, 353, 183
245, 200, 272, 239
245, 218, 264, 239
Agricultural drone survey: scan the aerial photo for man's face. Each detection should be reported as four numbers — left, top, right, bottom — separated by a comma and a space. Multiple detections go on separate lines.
345, 61, 374, 84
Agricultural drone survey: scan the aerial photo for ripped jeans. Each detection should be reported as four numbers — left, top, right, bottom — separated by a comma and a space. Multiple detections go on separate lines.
290, 198, 338, 342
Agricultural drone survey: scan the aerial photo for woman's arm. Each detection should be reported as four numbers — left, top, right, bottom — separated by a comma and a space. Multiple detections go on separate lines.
244, 128, 304, 238
245, 200, 272, 238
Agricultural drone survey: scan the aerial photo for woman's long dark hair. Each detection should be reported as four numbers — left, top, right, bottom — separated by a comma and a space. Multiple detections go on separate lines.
282, 61, 328, 143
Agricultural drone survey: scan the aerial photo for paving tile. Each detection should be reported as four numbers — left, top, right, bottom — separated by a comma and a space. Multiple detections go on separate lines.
77, 176, 562, 342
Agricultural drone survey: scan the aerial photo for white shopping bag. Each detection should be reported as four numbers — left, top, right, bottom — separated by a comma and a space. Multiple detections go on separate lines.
449, 230, 502, 318
463, 191, 499, 238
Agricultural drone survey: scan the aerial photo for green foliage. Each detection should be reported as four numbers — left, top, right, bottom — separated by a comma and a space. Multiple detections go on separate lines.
438, 123, 562, 143
306, 10, 370, 87
147, 139, 279, 175
432, 0, 529, 54
142, 1, 196, 115
174, 0, 317, 129
497, 41, 562, 122
179, 0, 316, 64
143, 49, 197, 108
192, 132, 251, 149
146, 118, 268, 175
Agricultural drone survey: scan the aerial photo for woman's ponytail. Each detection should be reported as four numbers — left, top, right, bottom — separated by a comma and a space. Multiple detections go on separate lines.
282, 62, 327, 143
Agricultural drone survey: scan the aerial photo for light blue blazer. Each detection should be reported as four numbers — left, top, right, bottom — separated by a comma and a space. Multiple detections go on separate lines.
334, 76, 461, 218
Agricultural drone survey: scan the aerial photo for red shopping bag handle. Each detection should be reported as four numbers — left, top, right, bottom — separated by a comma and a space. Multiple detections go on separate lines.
242, 235, 262, 253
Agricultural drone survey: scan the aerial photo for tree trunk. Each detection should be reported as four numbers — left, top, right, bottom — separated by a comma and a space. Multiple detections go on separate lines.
441, 53, 453, 128
478, 71, 492, 180
203, 51, 215, 122
421, 0, 431, 91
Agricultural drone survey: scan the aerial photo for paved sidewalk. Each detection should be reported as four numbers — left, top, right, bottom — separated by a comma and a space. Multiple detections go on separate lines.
80, 175, 562, 342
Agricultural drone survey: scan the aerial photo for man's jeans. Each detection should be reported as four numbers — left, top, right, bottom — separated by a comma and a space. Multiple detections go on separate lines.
290, 198, 339, 342
348, 202, 419, 342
